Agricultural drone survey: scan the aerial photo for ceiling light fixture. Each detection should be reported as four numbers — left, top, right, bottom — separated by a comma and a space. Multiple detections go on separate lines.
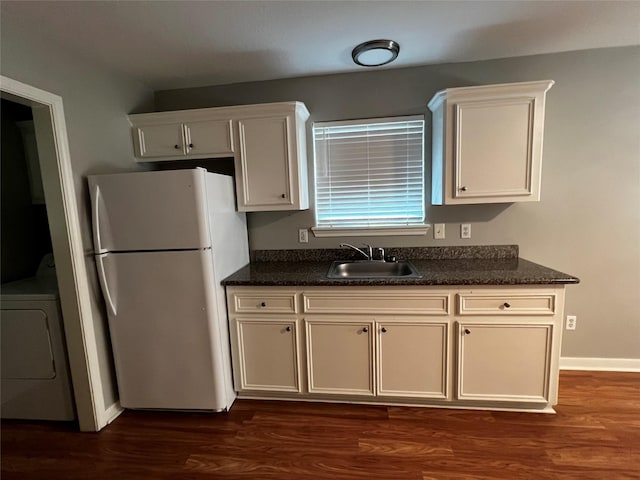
351, 39, 400, 67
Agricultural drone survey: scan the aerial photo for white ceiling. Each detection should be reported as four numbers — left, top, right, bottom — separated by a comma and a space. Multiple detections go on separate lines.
2, 1, 639, 91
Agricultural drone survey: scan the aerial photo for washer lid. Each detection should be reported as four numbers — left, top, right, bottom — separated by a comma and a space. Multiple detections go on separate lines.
1, 275, 59, 301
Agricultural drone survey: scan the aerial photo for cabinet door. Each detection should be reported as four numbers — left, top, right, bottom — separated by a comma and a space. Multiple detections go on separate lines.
237, 115, 294, 209
233, 318, 300, 393
429, 80, 553, 205
452, 97, 538, 201
377, 321, 448, 399
305, 319, 374, 396
457, 323, 552, 403
184, 120, 234, 158
133, 123, 185, 158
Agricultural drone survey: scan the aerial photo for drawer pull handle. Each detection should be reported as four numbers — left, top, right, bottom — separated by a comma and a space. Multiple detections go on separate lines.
362, 327, 369, 333
285, 326, 291, 332
503, 302, 511, 308
464, 328, 471, 335
381, 327, 387, 333
260, 302, 266, 307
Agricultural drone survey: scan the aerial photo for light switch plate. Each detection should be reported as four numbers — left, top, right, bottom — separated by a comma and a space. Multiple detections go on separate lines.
434, 223, 445, 239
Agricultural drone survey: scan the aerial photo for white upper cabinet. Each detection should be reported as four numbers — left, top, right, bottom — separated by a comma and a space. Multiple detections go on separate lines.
128, 102, 310, 211
428, 80, 554, 205
130, 114, 234, 160
235, 103, 310, 211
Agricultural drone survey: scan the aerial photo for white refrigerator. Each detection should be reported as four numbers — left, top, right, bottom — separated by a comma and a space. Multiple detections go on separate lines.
88, 168, 248, 411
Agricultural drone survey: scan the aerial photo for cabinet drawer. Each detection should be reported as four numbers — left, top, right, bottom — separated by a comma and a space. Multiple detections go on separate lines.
457, 293, 556, 316
303, 292, 449, 315
231, 292, 298, 314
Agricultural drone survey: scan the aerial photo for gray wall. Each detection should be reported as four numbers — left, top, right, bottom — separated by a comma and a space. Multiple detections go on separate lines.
0, 18, 154, 411
156, 46, 640, 361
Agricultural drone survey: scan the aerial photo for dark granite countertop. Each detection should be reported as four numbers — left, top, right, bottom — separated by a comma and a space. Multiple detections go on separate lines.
223, 246, 580, 287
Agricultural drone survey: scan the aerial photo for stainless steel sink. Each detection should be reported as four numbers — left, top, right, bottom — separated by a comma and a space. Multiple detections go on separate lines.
327, 260, 422, 279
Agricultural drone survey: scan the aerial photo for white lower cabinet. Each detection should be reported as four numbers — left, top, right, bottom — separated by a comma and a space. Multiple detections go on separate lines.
377, 321, 448, 399
226, 285, 564, 412
456, 322, 553, 404
305, 319, 374, 395
231, 317, 301, 393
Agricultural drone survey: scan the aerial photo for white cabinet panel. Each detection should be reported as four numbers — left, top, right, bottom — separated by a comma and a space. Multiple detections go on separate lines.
234, 103, 309, 211
233, 318, 300, 393
134, 120, 233, 159
454, 98, 534, 197
134, 123, 184, 158
457, 323, 552, 403
457, 291, 556, 316
184, 119, 234, 157
429, 80, 553, 205
377, 321, 448, 398
305, 319, 374, 395
230, 291, 298, 314
303, 291, 449, 315
237, 115, 292, 208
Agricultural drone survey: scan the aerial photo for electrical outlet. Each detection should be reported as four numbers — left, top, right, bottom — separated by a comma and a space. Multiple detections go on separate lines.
298, 228, 309, 243
566, 315, 577, 330
461, 223, 471, 239
434, 223, 445, 239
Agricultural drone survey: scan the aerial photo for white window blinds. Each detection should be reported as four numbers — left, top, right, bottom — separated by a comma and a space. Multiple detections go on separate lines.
313, 116, 425, 229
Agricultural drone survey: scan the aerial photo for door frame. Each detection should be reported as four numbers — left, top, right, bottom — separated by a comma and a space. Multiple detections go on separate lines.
1, 75, 115, 431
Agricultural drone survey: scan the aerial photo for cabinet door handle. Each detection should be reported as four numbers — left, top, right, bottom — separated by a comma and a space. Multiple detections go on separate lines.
503, 302, 511, 308
464, 328, 471, 335
189, 143, 194, 148
362, 327, 369, 333
460, 186, 468, 192
281, 193, 287, 199
260, 302, 266, 307
381, 327, 387, 333
285, 326, 291, 332
174, 144, 181, 149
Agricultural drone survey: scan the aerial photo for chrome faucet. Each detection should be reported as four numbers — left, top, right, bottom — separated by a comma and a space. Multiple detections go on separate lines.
339, 243, 372, 261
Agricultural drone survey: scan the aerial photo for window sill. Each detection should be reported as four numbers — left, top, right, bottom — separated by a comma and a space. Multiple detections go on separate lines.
311, 225, 431, 237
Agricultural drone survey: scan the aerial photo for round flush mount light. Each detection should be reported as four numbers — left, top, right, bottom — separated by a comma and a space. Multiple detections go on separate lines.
352, 39, 400, 67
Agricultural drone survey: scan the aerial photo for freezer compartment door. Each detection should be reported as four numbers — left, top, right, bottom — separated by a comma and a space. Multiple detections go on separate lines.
99, 249, 231, 410
89, 169, 210, 253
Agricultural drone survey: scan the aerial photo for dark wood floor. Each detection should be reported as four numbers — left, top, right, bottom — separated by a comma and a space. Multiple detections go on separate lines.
2, 371, 639, 480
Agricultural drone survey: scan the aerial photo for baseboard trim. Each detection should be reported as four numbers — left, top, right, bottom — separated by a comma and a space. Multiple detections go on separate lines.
560, 357, 640, 372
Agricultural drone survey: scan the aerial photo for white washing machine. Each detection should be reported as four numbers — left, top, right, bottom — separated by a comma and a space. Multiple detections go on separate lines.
1, 254, 75, 420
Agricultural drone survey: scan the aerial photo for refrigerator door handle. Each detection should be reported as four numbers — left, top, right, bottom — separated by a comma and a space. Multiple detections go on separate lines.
92, 184, 105, 254
96, 254, 117, 316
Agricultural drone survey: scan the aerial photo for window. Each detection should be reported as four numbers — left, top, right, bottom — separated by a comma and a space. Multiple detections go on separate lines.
313, 116, 426, 236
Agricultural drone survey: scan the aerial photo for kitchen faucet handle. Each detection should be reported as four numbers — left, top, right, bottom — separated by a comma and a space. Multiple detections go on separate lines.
361, 243, 373, 260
